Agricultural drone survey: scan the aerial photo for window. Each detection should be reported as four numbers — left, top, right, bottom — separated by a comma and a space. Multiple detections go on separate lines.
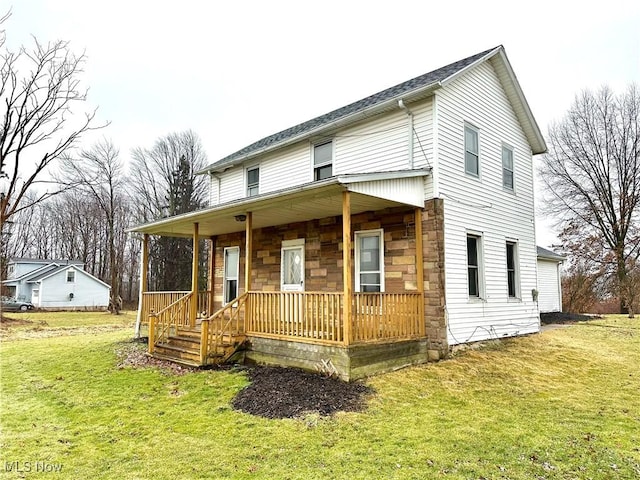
464, 125, 479, 176
506, 241, 518, 298
502, 146, 514, 190
313, 141, 333, 181
66, 269, 75, 283
467, 234, 482, 298
246, 166, 259, 197
7, 264, 14, 278
223, 247, 239, 304
355, 230, 384, 292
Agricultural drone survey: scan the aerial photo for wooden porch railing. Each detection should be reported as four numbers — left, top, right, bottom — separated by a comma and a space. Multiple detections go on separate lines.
148, 292, 192, 354
246, 292, 344, 344
144, 290, 424, 349
200, 293, 247, 363
352, 292, 424, 342
197, 290, 213, 317
142, 291, 189, 323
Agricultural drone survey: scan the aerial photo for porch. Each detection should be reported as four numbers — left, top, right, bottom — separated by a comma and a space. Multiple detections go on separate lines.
132, 172, 447, 379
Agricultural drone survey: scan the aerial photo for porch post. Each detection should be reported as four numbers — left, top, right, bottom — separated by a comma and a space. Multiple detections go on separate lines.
190, 222, 199, 327
342, 191, 352, 345
135, 233, 149, 338
207, 237, 215, 316
244, 212, 253, 293
415, 208, 426, 336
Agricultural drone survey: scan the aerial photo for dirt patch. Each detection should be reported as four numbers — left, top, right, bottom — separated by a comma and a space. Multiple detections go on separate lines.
540, 312, 602, 324
232, 366, 374, 419
115, 339, 199, 376
0, 315, 33, 327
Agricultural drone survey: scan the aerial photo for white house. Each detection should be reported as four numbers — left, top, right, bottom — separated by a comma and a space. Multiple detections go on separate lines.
131, 45, 547, 379
2, 258, 111, 310
536, 246, 565, 313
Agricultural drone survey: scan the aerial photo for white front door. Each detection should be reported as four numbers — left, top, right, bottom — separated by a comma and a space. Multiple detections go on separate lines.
281, 239, 305, 292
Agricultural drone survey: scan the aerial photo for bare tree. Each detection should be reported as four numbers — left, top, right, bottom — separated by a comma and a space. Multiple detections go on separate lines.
540, 85, 640, 317
129, 130, 208, 290
61, 140, 125, 313
0, 13, 102, 261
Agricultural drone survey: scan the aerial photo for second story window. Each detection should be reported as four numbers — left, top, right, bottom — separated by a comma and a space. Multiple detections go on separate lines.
502, 146, 514, 190
314, 141, 333, 181
66, 269, 75, 283
246, 166, 259, 197
465, 125, 479, 177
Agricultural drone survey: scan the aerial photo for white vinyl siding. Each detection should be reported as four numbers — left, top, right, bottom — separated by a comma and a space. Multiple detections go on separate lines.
537, 260, 562, 313
207, 97, 436, 204
436, 60, 539, 344
38, 269, 110, 308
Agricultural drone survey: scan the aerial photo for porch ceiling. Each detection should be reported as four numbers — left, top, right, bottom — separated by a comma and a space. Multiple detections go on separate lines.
129, 170, 430, 238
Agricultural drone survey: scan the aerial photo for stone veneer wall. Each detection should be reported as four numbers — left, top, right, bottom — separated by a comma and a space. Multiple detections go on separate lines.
420, 198, 448, 359
209, 200, 448, 364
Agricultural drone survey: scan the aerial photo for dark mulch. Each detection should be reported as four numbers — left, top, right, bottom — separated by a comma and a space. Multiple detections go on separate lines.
540, 312, 602, 324
115, 339, 199, 375
232, 366, 374, 419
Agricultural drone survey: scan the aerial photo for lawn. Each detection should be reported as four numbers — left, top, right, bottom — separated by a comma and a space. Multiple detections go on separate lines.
0, 313, 638, 479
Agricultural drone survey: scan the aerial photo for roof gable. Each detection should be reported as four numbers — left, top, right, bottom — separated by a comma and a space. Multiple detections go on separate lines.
200, 45, 546, 173
28, 264, 111, 289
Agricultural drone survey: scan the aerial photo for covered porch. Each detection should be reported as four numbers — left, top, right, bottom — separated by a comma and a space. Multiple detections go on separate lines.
132, 171, 440, 378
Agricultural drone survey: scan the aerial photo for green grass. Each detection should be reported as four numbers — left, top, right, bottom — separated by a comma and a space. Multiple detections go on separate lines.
0, 315, 638, 479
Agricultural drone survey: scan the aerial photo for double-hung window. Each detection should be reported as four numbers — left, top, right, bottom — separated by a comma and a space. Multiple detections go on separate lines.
464, 125, 479, 176
246, 166, 259, 197
467, 234, 482, 298
502, 146, 514, 190
313, 141, 333, 181
506, 241, 519, 298
223, 247, 239, 304
355, 230, 384, 292
66, 269, 75, 283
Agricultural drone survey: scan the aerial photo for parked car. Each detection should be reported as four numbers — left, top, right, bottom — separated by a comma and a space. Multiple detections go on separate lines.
1, 297, 35, 312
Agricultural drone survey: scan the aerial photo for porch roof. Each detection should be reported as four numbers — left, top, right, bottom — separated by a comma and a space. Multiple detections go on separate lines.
128, 169, 430, 238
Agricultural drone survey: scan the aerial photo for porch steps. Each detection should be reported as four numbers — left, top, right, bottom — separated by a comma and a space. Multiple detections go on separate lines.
151, 329, 247, 366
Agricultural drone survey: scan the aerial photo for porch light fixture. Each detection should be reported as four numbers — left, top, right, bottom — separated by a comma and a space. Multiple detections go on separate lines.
234, 214, 247, 222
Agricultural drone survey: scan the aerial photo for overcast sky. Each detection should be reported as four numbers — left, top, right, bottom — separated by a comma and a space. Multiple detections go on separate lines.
5, 0, 640, 247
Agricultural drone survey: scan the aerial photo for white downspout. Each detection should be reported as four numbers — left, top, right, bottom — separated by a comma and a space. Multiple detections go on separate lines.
398, 99, 414, 169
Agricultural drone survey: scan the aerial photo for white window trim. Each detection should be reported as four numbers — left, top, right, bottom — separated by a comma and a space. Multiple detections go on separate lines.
281, 238, 305, 291
464, 123, 480, 178
354, 229, 385, 293
66, 269, 76, 283
312, 140, 333, 181
506, 239, 521, 300
502, 144, 515, 192
466, 231, 485, 301
245, 164, 260, 197
222, 246, 240, 305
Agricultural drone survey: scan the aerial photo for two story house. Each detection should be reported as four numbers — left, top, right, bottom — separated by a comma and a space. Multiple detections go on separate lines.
132, 45, 546, 380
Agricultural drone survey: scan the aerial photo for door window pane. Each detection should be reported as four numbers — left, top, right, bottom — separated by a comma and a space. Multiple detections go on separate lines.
356, 231, 383, 292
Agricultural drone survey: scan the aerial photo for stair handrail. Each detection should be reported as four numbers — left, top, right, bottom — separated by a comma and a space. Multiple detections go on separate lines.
201, 292, 248, 363
148, 292, 193, 352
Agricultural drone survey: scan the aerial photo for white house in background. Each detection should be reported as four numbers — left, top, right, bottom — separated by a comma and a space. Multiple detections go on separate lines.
536, 247, 565, 313
2, 258, 110, 310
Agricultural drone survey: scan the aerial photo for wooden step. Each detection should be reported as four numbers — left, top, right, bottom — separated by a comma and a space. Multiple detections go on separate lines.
154, 343, 200, 363
149, 352, 201, 368
167, 335, 201, 349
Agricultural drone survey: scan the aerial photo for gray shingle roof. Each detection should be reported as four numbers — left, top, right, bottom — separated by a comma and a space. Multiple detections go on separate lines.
537, 246, 566, 261
203, 46, 500, 173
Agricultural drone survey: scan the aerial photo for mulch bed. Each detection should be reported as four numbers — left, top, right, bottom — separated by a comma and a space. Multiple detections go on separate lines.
232, 366, 373, 419
115, 339, 373, 418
